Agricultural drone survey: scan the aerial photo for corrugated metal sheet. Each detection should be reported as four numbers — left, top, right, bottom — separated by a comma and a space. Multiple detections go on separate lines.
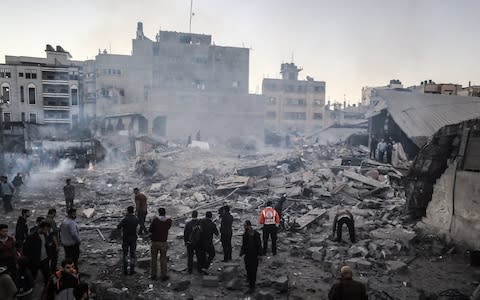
369, 90, 480, 147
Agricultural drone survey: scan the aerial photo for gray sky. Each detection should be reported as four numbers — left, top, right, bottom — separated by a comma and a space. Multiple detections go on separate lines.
3, 0, 480, 103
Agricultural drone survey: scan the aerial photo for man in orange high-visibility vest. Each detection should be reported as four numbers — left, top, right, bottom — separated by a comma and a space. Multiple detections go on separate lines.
258, 201, 280, 255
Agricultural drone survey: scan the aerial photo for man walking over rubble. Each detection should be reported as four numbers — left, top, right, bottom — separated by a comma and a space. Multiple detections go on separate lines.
184, 210, 202, 274
63, 179, 75, 213
149, 207, 172, 281
199, 211, 219, 272
259, 201, 280, 256
333, 209, 356, 243
133, 188, 148, 235
117, 206, 139, 275
328, 265, 367, 300
15, 209, 30, 252
219, 205, 233, 262
240, 220, 262, 294
1, 176, 16, 213
23, 221, 52, 285
60, 209, 81, 268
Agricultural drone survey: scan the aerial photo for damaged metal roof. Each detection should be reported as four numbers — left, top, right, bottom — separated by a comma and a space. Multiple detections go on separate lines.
367, 89, 480, 147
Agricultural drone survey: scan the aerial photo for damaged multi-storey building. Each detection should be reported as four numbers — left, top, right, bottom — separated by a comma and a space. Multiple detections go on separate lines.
93, 22, 264, 143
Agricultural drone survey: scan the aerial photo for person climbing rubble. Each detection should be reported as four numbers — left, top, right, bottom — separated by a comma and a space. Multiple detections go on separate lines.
149, 207, 172, 281
184, 210, 202, 274
219, 205, 233, 262
259, 200, 280, 255
63, 179, 75, 213
240, 220, 262, 294
332, 208, 355, 243
117, 206, 139, 275
133, 188, 148, 235
328, 265, 368, 300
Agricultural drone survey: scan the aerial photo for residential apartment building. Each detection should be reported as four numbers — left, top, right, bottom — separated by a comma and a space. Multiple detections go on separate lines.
94, 22, 263, 140
262, 63, 326, 133
409, 80, 462, 95
1, 45, 82, 136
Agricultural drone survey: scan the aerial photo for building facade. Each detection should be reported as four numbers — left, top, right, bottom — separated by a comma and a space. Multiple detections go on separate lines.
1, 46, 82, 136
262, 63, 326, 133
361, 79, 403, 106
94, 22, 263, 141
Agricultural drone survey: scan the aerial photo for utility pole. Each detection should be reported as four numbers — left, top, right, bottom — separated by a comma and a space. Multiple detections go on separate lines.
189, 0, 194, 33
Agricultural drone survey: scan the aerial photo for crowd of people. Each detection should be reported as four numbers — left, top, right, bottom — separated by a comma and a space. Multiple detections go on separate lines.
0, 177, 368, 298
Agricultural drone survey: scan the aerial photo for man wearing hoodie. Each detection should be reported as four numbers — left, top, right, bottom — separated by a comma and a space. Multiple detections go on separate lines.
149, 207, 172, 281
60, 209, 81, 268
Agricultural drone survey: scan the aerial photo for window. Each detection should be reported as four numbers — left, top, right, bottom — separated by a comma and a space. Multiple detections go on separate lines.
29, 113, 36, 124
266, 97, 276, 105
313, 113, 323, 120
71, 89, 78, 105
266, 111, 276, 119
31, 70, 36, 79
285, 98, 306, 106
284, 112, 306, 120
72, 114, 79, 126
28, 87, 36, 104
314, 85, 325, 93
1, 85, 10, 101
20, 86, 24, 102
21, 112, 25, 122
314, 99, 323, 106
3, 112, 11, 123
26, 73, 31, 79
285, 85, 294, 92
0, 68, 11, 78
19, 72, 24, 78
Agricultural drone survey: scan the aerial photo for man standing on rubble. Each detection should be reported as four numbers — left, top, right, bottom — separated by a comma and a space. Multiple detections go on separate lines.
377, 139, 387, 163
219, 205, 233, 262
117, 206, 139, 275
199, 211, 218, 272
184, 210, 201, 274
133, 188, 148, 235
12, 173, 23, 197
23, 221, 52, 285
332, 208, 355, 243
63, 179, 75, 213
259, 201, 280, 256
370, 135, 378, 160
15, 209, 30, 251
240, 220, 262, 294
274, 195, 287, 230
328, 265, 367, 300
45, 208, 59, 272
1, 176, 15, 213
60, 209, 81, 268
149, 207, 172, 281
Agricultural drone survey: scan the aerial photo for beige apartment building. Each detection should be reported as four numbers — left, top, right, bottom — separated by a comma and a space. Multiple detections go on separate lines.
1, 46, 83, 136
262, 63, 326, 133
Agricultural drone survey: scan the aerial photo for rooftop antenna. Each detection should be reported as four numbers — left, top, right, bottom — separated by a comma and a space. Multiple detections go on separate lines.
189, 0, 194, 33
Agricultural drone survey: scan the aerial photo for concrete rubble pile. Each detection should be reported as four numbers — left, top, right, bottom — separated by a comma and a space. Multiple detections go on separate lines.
35, 142, 475, 299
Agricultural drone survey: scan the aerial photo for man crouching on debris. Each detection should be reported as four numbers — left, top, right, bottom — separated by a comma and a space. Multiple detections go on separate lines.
133, 188, 148, 235
328, 265, 367, 300
259, 201, 280, 255
332, 208, 355, 243
149, 207, 172, 281
117, 206, 139, 275
240, 220, 262, 294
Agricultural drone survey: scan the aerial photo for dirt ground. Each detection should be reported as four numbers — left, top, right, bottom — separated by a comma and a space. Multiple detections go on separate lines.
3, 146, 479, 299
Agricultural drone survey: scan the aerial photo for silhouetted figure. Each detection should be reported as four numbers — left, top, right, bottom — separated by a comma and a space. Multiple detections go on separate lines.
240, 220, 262, 294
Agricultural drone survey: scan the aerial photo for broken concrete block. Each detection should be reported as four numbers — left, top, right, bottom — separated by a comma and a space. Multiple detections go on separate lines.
273, 276, 289, 293
220, 266, 238, 282
172, 280, 190, 291
193, 192, 205, 202
348, 245, 369, 258
225, 278, 242, 290
83, 208, 95, 219
346, 258, 372, 272
202, 275, 219, 287
306, 247, 323, 257
312, 251, 324, 262
370, 227, 416, 246
385, 260, 408, 274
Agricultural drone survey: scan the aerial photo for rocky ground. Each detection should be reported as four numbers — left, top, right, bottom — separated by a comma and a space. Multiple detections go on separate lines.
3, 143, 480, 300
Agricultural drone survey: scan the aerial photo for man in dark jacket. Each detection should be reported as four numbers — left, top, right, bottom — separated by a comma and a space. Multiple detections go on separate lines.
199, 211, 218, 271
183, 210, 201, 274
0, 224, 17, 277
328, 265, 368, 300
45, 209, 59, 272
23, 221, 52, 284
15, 209, 30, 250
274, 195, 287, 230
134, 188, 148, 235
219, 205, 233, 262
149, 207, 172, 281
44, 258, 80, 300
117, 206, 139, 275
240, 220, 262, 294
